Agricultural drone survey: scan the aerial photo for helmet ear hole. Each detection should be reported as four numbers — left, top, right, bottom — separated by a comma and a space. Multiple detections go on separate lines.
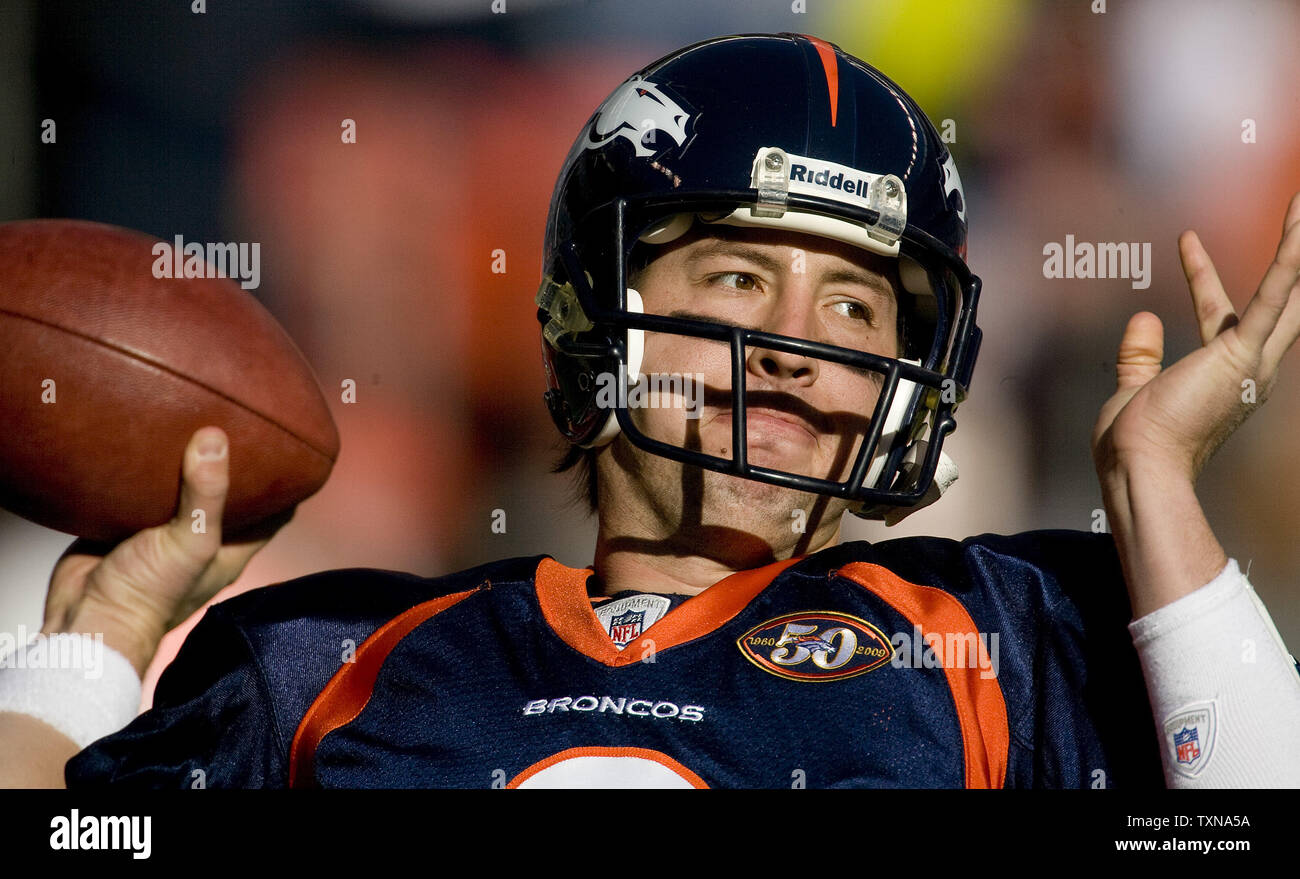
639, 213, 694, 245
899, 256, 942, 361
899, 256, 932, 297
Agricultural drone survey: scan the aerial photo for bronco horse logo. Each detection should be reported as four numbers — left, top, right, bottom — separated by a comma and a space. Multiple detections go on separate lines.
583, 76, 691, 158
785, 634, 838, 656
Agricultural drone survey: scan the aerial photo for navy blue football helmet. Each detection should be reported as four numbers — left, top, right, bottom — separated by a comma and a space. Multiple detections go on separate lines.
537, 33, 981, 521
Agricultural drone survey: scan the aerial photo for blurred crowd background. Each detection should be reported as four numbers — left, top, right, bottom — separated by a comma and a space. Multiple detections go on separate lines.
1, 0, 1297, 705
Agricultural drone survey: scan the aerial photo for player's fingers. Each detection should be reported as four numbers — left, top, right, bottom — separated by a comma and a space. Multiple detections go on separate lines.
43, 551, 103, 630
159, 520, 286, 631
1281, 190, 1300, 236
1259, 275, 1300, 378
163, 427, 230, 565
1259, 195, 1300, 375
1178, 230, 1237, 346
1237, 198, 1300, 353
1114, 311, 1164, 391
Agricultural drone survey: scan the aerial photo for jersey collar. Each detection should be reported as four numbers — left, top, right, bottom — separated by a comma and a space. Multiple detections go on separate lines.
534, 555, 804, 667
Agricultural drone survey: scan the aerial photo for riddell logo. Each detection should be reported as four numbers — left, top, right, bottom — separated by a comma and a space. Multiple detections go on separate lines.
790, 163, 872, 200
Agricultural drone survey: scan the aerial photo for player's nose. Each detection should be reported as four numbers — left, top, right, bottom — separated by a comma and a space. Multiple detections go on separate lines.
745, 289, 820, 386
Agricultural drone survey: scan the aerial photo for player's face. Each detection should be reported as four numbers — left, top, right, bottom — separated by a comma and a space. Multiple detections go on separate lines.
626, 225, 900, 493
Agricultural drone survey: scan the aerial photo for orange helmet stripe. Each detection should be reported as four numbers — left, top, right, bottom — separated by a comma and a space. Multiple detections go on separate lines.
803, 34, 840, 127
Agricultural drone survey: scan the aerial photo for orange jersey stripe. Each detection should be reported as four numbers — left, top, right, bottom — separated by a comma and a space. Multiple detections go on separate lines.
288, 585, 485, 788
837, 562, 1010, 789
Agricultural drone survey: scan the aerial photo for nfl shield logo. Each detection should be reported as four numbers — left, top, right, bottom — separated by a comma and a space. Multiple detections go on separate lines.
608, 609, 645, 647
1173, 727, 1200, 764
1163, 701, 1216, 779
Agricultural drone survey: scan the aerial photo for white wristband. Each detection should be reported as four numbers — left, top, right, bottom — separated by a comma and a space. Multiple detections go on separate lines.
0, 633, 142, 749
1129, 558, 1300, 788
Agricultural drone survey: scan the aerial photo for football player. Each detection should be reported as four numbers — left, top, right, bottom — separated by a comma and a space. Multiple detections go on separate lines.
3, 34, 1298, 788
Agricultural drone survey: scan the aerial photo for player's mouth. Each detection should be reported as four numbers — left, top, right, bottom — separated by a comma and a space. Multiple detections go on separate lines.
700, 390, 830, 449
743, 409, 819, 445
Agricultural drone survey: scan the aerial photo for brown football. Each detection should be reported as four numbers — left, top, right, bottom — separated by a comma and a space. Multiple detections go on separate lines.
0, 219, 339, 543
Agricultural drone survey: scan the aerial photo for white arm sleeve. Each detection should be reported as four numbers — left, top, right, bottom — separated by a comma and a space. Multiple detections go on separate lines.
1129, 558, 1300, 788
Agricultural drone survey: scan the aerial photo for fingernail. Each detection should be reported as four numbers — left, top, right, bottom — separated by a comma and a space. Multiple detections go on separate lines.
198, 435, 227, 460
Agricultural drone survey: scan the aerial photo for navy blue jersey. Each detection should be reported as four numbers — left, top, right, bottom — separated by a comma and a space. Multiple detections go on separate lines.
65, 531, 1164, 788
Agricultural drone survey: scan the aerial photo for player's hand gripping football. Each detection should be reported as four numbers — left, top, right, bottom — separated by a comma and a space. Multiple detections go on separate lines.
39, 427, 286, 675
1093, 191, 1300, 486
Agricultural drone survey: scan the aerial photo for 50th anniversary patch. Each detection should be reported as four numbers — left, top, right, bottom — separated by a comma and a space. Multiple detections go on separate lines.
737, 611, 893, 682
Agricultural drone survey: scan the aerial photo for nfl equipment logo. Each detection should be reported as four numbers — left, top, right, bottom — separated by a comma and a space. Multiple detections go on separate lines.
1163, 701, 1216, 778
1174, 727, 1200, 764
608, 609, 645, 647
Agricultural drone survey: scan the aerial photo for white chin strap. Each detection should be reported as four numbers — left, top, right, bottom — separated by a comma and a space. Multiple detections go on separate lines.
862, 359, 920, 490
883, 449, 957, 525
855, 360, 957, 525
584, 288, 644, 449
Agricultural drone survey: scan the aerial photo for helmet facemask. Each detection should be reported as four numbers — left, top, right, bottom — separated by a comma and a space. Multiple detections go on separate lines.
539, 194, 980, 523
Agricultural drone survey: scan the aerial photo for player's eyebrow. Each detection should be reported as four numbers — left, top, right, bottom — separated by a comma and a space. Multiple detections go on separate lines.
817, 268, 897, 304
664, 309, 748, 329
684, 241, 786, 276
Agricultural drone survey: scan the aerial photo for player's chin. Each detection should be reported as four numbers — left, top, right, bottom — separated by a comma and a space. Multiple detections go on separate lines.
740, 444, 821, 478
704, 469, 850, 535
705, 467, 808, 514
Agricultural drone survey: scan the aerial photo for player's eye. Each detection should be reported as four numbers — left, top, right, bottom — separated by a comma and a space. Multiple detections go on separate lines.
711, 271, 759, 291
831, 300, 874, 324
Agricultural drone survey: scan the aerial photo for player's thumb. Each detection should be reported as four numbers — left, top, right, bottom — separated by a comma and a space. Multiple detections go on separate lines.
74, 427, 232, 643
1093, 312, 1165, 452
1115, 311, 1164, 391
166, 426, 230, 562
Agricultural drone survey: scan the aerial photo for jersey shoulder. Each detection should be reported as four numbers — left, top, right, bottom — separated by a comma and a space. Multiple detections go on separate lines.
808, 530, 1161, 787
809, 529, 1124, 606
218, 554, 546, 628
66, 555, 552, 788
203, 554, 551, 732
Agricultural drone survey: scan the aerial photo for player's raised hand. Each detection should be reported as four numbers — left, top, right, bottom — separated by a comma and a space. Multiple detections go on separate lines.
1092, 191, 1300, 484
40, 427, 287, 675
